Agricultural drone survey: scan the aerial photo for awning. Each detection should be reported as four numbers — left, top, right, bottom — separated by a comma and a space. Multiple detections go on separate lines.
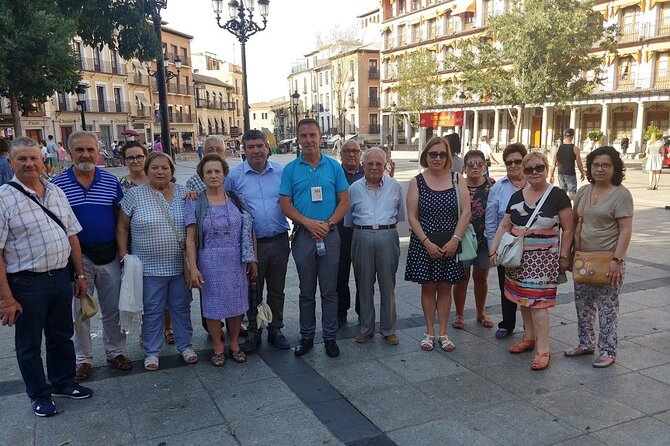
132, 59, 148, 75
327, 134, 341, 144
451, 0, 476, 15
617, 48, 642, 64
279, 138, 293, 144
611, 0, 641, 15
344, 133, 358, 141
651, 0, 670, 8
644, 42, 670, 62
135, 92, 150, 107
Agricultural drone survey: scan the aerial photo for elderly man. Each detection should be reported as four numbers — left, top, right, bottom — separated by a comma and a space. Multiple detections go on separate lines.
52, 131, 130, 381
0, 137, 92, 417
336, 139, 364, 327
346, 148, 404, 344
225, 130, 291, 351
280, 118, 349, 357
186, 135, 227, 192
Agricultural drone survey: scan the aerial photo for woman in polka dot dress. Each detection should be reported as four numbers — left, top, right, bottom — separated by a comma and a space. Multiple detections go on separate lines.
405, 136, 471, 353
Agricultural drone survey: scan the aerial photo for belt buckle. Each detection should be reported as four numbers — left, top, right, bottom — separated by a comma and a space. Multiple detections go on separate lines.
372, 224, 379, 230
47, 269, 55, 276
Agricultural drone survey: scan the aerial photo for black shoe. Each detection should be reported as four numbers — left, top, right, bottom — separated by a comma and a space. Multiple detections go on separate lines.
240, 331, 262, 353
293, 338, 314, 356
268, 330, 290, 349
324, 340, 340, 357
338, 315, 348, 327
52, 384, 93, 400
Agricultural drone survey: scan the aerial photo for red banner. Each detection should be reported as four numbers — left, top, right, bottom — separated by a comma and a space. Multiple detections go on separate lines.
419, 111, 464, 128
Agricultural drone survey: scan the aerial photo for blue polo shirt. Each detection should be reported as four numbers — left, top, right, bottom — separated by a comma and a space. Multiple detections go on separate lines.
279, 154, 348, 221
52, 167, 123, 244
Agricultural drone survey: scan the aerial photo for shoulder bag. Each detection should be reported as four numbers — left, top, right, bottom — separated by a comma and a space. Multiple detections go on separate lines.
454, 173, 478, 262
496, 185, 553, 268
572, 189, 613, 285
149, 187, 191, 287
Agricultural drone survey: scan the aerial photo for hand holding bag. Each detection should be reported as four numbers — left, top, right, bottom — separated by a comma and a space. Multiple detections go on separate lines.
454, 173, 478, 262
496, 185, 553, 268
572, 189, 613, 285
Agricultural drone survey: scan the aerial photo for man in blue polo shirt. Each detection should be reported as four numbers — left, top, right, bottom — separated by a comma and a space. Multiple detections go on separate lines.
279, 118, 350, 358
52, 131, 131, 381
225, 130, 291, 352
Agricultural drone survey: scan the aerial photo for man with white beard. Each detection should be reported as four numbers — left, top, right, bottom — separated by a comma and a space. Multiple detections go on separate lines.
52, 131, 131, 381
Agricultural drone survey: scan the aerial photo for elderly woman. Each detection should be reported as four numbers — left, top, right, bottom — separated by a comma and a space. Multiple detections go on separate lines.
565, 146, 633, 368
405, 136, 471, 352
452, 150, 494, 330
485, 143, 528, 339
185, 154, 257, 366
490, 151, 573, 370
117, 152, 197, 370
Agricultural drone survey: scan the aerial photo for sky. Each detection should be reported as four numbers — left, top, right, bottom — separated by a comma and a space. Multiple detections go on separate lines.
162, 0, 379, 103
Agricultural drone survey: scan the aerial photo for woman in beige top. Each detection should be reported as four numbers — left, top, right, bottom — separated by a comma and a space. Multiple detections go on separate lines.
565, 146, 633, 368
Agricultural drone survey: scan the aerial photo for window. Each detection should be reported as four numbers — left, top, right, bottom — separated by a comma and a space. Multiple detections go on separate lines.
484, 0, 495, 25
96, 86, 105, 112
384, 30, 393, 49
113, 87, 122, 112
427, 19, 437, 39
93, 47, 102, 71
464, 12, 475, 30
170, 44, 178, 59
412, 0, 420, 11
325, 93, 330, 111
253, 113, 256, 120
398, 25, 406, 45
612, 111, 633, 141
659, 4, 670, 35
412, 24, 421, 42
369, 87, 379, 107
181, 47, 188, 64
620, 6, 640, 42
349, 60, 355, 79
325, 71, 329, 85
581, 113, 601, 137
319, 72, 323, 86
618, 56, 638, 85
398, 0, 405, 14
655, 52, 670, 88
110, 50, 119, 74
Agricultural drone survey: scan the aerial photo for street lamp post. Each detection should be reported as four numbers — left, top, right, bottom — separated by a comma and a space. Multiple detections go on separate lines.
391, 102, 397, 152
75, 84, 88, 131
291, 90, 300, 138
212, 0, 270, 135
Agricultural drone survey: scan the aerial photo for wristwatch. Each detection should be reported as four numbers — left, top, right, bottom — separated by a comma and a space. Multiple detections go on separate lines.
327, 221, 336, 231
611, 257, 625, 265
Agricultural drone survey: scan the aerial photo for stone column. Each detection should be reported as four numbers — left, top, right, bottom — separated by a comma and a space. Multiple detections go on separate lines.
634, 101, 645, 155
493, 108, 500, 151
540, 106, 549, 150
600, 103, 609, 145
472, 110, 479, 151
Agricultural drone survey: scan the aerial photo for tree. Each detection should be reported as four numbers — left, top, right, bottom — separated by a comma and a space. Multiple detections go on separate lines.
447, 0, 617, 142
330, 55, 356, 134
394, 50, 443, 147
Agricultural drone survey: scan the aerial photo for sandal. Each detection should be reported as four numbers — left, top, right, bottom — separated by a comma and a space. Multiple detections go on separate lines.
564, 346, 595, 357
107, 354, 133, 371
509, 339, 536, 354
163, 329, 175, 345
451, 315, 465, 330
211, 353, 226, 367
180, 348, 198, 364
144, 355, 159, 371
231, 349, 247, 364
531, 352, 551, 370
477, 315, 495, 329
420, 334, 435, 351
438, 335, 455, 352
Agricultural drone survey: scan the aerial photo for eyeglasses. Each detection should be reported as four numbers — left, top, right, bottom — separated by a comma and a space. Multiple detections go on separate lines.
523, 165, 546, 174
592, 162, 612, 171
504, 159, 523, 166
125, 155, 145, 163
465, 160, 485, 168
428, 151, 448, 159
342, 149, 361, 155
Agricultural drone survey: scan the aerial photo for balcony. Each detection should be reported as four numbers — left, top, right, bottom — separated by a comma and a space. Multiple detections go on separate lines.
78, 57, 127, 75
165, 52, 190, 67
368, 69, 380, 79
130, 74, 150, 86
618, 24, 641, 43
173, 113, 194, 123
657, 23, 670, 37
133, 107, 150, 118
368, 124, 380, 134
83, 100, 130, 113
369, 97, 379, 107
653, 76, 670, 90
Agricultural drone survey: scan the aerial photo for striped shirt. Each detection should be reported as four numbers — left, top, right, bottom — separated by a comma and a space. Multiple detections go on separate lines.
0, 176, 82, 273
52, 167, 123, 245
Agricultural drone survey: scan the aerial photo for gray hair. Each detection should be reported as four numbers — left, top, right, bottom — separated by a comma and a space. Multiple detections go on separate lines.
9, 136, 39, 154
340, 139, 360, 153
361, 146, 387, 164
67, 131, 99, 151
204, 135, 226, 149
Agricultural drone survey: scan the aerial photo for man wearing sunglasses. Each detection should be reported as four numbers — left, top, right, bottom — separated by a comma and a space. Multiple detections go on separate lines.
550, 128, 585, 200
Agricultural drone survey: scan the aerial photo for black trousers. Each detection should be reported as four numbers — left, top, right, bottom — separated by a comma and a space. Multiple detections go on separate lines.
497, 265, 517, 331
336, 225, 359, 319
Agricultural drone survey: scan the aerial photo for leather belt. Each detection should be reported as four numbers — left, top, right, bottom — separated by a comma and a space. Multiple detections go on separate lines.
257, 232, 288, 243
353, 224, 397, 230
8, 267, 67, 277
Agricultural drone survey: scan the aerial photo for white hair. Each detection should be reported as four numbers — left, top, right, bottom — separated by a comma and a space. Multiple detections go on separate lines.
361, 146, 387, 163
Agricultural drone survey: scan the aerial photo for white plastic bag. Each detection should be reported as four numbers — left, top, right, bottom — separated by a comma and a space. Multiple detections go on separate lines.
119, 254, 143, 335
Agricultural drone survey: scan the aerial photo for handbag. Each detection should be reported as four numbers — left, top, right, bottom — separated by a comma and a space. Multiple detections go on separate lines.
427, 231, 462, 253
572, 189, 613, 285
149, 187, 191, 287
496, 185, 553, 268
454, 173, 478, 262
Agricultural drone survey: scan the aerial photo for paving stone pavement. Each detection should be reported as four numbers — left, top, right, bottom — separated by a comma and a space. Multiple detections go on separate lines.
1, 154, 669, 445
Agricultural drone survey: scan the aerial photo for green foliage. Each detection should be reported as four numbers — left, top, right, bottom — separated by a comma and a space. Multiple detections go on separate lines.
587, 130, 603, 142
394, 50, 441, 130
447, 0, 617, 140
643, 122, 664, 141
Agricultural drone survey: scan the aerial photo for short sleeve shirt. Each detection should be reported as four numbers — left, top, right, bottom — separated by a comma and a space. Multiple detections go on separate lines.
279, 155, 349, 221
573, 184, 633, 252
120, 184, 187, 276
506, 186, 571, 230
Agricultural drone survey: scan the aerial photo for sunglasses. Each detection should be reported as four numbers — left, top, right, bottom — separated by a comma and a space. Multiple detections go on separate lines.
504, 159, 523, 166
428, 151, 448, 159
523, 165, 546, 174
466, 160, 485, 168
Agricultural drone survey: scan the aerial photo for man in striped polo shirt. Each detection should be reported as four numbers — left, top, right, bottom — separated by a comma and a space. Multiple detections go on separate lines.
52, 131, 131, 381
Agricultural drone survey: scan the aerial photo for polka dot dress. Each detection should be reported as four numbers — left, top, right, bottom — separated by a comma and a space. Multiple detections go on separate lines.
405, 173, 465, 284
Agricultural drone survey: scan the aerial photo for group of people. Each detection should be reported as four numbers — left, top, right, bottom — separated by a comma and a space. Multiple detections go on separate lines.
0, 121, 633, 418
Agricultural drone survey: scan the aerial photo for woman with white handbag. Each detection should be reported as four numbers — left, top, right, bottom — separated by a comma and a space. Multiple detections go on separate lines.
490, 152, 574, 370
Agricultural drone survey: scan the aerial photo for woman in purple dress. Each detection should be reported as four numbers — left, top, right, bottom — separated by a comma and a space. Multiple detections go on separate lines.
185, 155, 257, 366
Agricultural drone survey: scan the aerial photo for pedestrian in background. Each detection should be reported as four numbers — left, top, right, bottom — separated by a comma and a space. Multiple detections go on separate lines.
405, 136, 470, 353
550, 128, 585, 200
565, 146, 633, 368
0, 138, 12, 185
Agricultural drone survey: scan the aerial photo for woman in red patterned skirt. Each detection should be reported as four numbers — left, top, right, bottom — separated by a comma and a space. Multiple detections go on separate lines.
490, 152, 574, 370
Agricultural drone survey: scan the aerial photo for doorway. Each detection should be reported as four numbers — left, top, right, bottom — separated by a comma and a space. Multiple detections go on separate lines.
26, 129, 42, 143
531, 116, 542, 148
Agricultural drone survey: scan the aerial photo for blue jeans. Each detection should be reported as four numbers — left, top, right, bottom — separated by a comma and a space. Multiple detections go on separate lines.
558, 174, 577, 193
9, 268, 76, 399
142, 275, 193, 356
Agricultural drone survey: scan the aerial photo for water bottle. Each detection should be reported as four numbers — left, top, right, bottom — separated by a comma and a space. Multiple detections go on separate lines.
315, 239, 326, 256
